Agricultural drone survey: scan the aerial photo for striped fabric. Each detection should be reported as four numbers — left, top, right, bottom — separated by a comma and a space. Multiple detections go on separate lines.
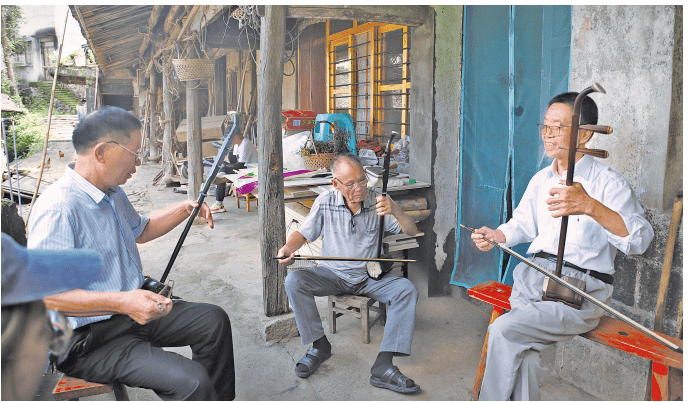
298, 188, 401, 284
27, 164, 149, 329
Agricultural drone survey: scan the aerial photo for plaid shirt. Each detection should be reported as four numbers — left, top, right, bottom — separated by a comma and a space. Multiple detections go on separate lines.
298, 187, 401, 284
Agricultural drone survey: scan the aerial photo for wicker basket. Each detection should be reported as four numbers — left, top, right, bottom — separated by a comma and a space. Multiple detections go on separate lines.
172, 58, 215, 81
302, 153, 336, 171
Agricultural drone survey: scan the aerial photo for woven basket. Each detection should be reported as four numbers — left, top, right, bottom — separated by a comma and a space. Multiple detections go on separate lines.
172, 58, 215, 81
302, 153, 336, 171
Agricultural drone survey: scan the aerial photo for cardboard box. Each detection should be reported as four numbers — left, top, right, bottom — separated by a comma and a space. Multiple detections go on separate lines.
282, 110, 317, 130
176, 115, 228, 157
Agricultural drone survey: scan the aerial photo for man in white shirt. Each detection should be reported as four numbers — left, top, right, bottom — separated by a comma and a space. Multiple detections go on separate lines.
234, 136, 258, 164
211, 135, 258, 213
471, 92, 654, 400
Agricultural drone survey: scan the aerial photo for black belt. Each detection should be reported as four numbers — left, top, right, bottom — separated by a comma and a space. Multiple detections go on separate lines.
533, 251, 614, 285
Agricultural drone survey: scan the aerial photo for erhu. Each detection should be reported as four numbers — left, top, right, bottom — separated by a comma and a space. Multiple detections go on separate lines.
275, 131, 416, 278
541, 83, 612, 308
142, 113, 243, 297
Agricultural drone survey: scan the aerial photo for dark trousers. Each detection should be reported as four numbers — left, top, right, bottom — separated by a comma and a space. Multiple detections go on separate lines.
59, 301, 235, 401
216, 162, 245, 203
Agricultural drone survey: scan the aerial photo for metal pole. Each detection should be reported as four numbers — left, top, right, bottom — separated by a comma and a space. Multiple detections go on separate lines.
11, 119, 21, 216
1, 120, 15, 203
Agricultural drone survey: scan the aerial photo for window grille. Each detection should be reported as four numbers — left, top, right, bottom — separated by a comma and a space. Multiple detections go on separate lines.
328, 22, 410, 144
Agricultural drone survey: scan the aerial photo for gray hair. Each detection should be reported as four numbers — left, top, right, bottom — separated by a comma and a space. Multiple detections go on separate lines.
330, 153, 363, 175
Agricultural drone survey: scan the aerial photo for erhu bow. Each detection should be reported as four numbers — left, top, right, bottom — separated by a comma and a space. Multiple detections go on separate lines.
460, 224, 682, 353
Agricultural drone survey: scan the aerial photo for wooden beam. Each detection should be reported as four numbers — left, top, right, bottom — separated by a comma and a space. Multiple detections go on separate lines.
213, 56, 226, 115
148, 5, 167, 32
259, 5, 428, 27
164, 5, 184, 35
258, 5, 289, 317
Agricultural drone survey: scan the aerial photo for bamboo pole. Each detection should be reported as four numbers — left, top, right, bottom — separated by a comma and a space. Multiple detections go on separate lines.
25, 8, 69, 227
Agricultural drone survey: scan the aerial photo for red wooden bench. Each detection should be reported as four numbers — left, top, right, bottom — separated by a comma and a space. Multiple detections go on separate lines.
52, 374, 129, 401
468, 281, 682, 401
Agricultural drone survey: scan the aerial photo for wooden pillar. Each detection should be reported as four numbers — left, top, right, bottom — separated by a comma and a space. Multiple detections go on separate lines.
214, 56, 227, 115
258, 5, 289, 316
244, 50, 258, 139
161, 64, 174, 182
186, 51, 203, 200
148, 70, 160, 161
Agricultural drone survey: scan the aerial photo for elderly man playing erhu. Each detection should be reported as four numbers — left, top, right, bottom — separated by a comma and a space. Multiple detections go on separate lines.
278, 153, 421, 394
28, 106, 236, 400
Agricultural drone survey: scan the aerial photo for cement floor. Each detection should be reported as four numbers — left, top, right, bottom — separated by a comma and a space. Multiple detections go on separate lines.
18, 142, 598, 400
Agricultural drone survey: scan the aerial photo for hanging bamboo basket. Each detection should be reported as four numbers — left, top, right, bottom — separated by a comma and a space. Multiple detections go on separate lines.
172, 58, 215, 81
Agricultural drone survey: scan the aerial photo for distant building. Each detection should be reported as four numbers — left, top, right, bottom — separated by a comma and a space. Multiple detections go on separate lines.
12, 5, 87, 85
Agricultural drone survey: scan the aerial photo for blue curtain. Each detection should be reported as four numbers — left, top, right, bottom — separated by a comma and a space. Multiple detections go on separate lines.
451, 5, 572, 288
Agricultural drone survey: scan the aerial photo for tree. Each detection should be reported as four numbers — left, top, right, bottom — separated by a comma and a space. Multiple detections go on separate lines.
1, 5, 26, 97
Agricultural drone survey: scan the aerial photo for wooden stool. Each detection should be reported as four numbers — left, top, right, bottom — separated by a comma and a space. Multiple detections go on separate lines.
328, 294, 386, 344
53, 374, 129, 400
468, 281, 683, 401
236, 193, 258, 212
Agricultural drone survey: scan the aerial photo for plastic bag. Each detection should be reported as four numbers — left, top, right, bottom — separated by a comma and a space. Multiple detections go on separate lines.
392, 135, 410, 163
358, 148, 378, 166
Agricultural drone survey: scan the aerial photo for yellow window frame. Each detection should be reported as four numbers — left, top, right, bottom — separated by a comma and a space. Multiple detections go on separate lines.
327, 21, 410, 142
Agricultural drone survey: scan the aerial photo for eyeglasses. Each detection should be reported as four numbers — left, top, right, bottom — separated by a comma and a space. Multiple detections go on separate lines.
335, 177, 368, 190
538, 124, 570, 138
47, 309, 72, 357
107, 141, 141, 163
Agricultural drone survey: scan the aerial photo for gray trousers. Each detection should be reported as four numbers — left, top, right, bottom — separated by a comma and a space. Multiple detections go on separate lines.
479, 257, 612, 401
284, 265, 418, 355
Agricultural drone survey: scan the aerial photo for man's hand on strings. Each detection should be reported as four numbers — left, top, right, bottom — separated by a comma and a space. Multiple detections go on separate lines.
547, 181, 594, 218
471, 226, 506, 252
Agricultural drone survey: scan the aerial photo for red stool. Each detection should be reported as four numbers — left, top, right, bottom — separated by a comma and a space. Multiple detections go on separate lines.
53, 374, 129, 401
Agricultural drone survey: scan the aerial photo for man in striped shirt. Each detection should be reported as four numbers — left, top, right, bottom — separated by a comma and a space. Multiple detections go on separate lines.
28, 106, 235, 400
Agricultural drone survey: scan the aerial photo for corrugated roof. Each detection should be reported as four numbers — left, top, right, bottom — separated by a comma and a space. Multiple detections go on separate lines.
70, 5, 155, 77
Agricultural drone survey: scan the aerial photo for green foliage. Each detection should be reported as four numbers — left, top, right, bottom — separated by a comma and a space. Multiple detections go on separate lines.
1, 70, 13, 95
1, 70, 24, 110
4, 113, 43, 160
2, 5, 28, 55
4, 102, 52, 160
60, 50, 81, 66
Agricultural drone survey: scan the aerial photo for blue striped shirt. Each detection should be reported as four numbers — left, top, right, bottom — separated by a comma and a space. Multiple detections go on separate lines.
298, 187, 401, 284
27, 163, 149, 329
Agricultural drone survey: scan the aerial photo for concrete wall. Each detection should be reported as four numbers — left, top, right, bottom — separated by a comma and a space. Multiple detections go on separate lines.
14, 5, 86, 84
408, 5, 464, 297
16, 5, 54, 83
556, 6, 682, 399
54, 5, 88, 66
429, 6, 463, 296
408, 7, 435, 297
